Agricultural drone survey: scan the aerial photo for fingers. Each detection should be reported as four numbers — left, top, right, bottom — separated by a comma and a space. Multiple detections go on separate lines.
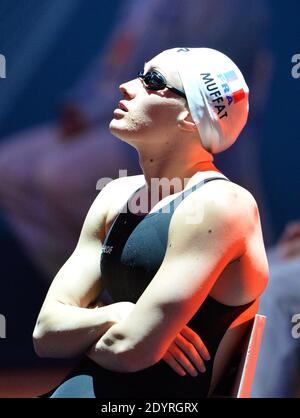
162, 326, 211, 377
162, 351, 186, 376
166, 343, 199, 376
173, 333, 206, 374
180, 326, 210, 361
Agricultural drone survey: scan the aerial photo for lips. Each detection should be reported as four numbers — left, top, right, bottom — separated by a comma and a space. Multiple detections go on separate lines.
118, 101, 128, 112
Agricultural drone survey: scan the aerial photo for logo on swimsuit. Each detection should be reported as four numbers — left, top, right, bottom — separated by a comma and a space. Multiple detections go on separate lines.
0, 314, 6, 338
291, 314, 300, 338
102, 245, 114, 254
0, 54, 6, 79
291, 54, 300, 79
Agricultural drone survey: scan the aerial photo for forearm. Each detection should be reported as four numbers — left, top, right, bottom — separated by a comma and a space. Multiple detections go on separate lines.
33, 302, 119, 359
86, 322, 158, 373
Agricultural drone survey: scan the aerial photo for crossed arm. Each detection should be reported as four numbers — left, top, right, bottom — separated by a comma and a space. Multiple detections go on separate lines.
86, 189, 247, 372
33, 180, 248, 375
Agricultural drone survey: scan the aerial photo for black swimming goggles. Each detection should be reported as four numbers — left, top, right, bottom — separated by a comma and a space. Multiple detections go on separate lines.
138, 70, 186, 99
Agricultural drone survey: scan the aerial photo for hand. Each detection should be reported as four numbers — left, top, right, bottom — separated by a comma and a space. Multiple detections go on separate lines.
88, 300, 135, 320
85, 301, 135, 365
162, 325, 210, 377
278, 220, 300, 260
109, 301, 136, 323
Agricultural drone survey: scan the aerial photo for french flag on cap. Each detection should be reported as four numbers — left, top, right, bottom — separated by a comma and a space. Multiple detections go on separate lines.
222, 70, 246, 104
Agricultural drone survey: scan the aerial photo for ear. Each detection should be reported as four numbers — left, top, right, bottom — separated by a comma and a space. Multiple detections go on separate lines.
177, 110, 198, 133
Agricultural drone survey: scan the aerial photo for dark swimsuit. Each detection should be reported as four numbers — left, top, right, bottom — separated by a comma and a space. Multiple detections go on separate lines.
41, 176, 255, 398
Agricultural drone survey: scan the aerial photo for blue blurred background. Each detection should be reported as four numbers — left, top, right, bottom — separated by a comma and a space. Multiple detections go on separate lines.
0, 0, 299, 393
0, 0, 121, 136
0, 0, 123, 370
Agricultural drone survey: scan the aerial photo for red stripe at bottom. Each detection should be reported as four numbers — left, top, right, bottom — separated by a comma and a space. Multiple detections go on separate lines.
232, 89, 245, 103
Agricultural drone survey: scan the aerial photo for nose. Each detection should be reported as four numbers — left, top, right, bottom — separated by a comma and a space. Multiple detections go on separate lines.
119, 78, 138, 100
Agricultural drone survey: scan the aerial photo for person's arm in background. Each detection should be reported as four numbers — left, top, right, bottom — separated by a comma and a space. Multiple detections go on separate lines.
276, 220, 300, 260
266, 220, 300, 266
32, 178, 136, 358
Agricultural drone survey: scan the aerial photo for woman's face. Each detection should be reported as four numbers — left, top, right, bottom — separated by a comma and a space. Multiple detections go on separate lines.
109, 50, 187, 145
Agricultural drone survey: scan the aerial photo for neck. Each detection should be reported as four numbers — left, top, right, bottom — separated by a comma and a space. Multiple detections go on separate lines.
136, 141, 221, 195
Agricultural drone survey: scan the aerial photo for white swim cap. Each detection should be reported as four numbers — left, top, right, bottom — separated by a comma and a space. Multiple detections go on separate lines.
172, 47, 249, 154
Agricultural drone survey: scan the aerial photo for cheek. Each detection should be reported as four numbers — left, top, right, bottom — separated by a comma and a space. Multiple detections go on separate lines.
110, 106, 153, 138
111, 96, 182, 139
131, 105, 153, 126
121, 102, 160, 134
144, 99, 181, 128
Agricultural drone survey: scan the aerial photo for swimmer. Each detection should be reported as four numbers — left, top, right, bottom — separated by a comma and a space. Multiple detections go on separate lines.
33, 47, 268, 398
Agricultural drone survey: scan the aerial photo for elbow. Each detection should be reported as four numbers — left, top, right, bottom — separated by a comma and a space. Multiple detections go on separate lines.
32, 325, 49, 358
32, 335, 48, 358
32, 313, 60, 358
32, 327, 75, 359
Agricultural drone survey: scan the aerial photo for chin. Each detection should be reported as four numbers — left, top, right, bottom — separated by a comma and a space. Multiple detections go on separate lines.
109, 120, 135, 144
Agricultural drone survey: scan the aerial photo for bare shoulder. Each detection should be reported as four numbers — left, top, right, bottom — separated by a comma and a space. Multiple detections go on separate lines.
202, 179, 258, 210
78, 174, 145, 244
195, 180, 268, 295
204, 180, 258, 229
172, 178, 259, 233
169, 178, 268, 305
